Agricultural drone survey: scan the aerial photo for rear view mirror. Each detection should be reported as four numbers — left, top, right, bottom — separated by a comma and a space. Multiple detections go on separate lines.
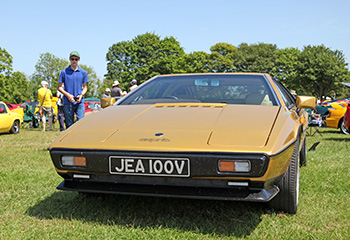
195, 79, 219, 87
296, 96, 316, 108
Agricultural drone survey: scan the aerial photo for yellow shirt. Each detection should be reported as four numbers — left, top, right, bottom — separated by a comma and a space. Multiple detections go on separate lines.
38, 87, 53, 107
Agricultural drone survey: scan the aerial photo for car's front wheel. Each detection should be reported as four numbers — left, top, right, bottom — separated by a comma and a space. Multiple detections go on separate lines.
10, 120, 20, 134
339, 118, 350, 135
269, 140, 300, 214
300, 138, 307, 167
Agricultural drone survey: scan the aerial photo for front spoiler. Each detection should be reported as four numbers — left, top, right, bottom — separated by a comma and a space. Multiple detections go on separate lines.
57, 180, 279, 202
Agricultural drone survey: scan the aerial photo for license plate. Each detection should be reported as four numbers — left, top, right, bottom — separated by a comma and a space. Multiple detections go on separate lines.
109, 156, 190, 177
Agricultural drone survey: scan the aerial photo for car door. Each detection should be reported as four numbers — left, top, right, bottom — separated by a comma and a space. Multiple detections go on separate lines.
0, 103, 12, 132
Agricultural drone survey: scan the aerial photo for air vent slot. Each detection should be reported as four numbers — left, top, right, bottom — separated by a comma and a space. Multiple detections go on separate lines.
154, 103, 226, 108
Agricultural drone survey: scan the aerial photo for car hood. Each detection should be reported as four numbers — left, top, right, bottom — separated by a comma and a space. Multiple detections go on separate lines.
51, 103, 280, 152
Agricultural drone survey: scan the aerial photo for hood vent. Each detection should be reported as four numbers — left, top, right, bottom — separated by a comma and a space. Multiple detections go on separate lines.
154, 103, 227, 108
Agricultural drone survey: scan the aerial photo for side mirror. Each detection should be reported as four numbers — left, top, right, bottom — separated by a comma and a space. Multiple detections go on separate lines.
101, 97, 116, 108
296, 96, 316, 108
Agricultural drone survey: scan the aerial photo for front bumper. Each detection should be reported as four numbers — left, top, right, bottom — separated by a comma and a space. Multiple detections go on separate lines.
51, 148, 279, 202
57, 179, 279, 202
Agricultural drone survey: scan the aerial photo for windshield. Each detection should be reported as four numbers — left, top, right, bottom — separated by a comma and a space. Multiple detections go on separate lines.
119, 74, 278, 106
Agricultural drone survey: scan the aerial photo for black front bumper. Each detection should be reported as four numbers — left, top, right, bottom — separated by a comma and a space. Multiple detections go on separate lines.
57, 179, 279, 202
52, 148, 278, 202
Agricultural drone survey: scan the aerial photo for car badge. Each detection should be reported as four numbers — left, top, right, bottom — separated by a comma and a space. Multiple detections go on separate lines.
155, 133, 164, 137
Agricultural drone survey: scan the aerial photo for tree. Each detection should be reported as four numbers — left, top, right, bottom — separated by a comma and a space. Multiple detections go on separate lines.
7, 72, 31, 103
105, 33, 185, 92
296, 45, 350, 97
79, 64, 102, 98
176, 51, 211, 73
0, 47, 13, 75
209, 43, 237, 72
272, 47, 301, 91
31, 53, 68, 94
232, 43, 278, 73
0, 47, 32, 103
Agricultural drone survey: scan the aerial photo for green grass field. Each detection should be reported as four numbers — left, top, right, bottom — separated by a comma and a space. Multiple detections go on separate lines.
0, 126, 349, 239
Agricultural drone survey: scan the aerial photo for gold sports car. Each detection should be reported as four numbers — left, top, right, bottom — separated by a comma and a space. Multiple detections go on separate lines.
0, 101, 23, 134
49, 73, 316, 214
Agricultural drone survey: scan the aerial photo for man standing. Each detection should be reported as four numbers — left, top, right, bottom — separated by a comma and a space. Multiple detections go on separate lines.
38, 80, 53, 131
57, 51, 88, 128
111, 80, 126, 98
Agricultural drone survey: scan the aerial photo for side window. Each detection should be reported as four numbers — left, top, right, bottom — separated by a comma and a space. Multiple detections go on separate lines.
274, 81, 295, 109
0, 104, 7, 114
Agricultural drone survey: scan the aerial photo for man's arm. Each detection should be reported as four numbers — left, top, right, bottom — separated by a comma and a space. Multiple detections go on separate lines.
58, 82, 75, 103
77, 82, 88, 102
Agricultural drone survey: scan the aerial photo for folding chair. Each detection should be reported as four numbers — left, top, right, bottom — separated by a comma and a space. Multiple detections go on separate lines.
305, 108, 324, 136
22, 105, 39, 128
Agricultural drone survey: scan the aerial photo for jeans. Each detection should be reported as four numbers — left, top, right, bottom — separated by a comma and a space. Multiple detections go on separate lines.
64, 102, 85, 128
57, 105, 65, 131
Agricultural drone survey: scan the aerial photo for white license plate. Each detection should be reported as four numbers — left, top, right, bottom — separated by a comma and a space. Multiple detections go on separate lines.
109, 156, 190, 177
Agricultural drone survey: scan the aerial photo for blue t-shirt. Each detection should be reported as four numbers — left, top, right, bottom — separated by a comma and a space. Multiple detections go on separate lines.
58, 65, 88, 104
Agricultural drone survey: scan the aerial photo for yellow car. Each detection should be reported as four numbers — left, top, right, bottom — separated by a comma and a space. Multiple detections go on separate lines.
0, 101, 23, 134
49, 73, 315, 214
325, 103, 349, 134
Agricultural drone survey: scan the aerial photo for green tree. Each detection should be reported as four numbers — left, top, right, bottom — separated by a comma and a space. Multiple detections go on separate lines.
272, 47, 301, 91
105, 33, 185, 92
7, 72, 31, 103
0, 47, 32, 103
296, 45, 350, 97
31, 53, 68, 94
209, 43, 237, 72
79, 64, 102, 98
0, 47, 13, 75
176, 51, 211, 73
232, 43, 278, 73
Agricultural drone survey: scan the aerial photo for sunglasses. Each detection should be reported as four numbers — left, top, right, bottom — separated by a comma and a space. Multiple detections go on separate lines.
71, 58, 79, 61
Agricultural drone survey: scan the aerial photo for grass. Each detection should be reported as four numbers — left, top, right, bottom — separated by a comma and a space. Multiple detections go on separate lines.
0, 125, 349, 239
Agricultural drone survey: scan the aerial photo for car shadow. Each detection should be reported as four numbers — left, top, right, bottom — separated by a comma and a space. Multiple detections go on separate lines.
26, 191, 272, 237
323, 137, 350, 142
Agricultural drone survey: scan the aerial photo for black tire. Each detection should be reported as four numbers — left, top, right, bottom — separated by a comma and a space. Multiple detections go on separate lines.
339, 118, 350, 135
300, 138, 307, 167
10, 120, 20, 134
269, 140, 300, 214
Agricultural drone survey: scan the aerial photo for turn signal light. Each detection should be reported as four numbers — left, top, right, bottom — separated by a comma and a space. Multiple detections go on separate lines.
218, 160, 250, 172
62, 156, 86, 167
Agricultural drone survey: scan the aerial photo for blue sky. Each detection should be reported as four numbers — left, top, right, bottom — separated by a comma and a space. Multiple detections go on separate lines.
1, 0, 350, 80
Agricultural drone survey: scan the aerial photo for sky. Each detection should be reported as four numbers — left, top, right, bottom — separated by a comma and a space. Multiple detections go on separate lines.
1, 0, 350, 80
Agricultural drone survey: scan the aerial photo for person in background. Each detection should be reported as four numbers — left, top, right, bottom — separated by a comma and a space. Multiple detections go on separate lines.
102, 88, 111, 98
111, 80, 126, 98
57, 51, 88, 128
129, 79, 138, 92
331, 93, 337, 100
56, 85, 65, 131
290, 90, 297, 98
38, 80, 53, 132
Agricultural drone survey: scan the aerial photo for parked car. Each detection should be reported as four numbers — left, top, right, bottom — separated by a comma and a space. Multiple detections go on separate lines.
5, 103, 21, 110
325, 103, 349, 134
49, 73, 316, 214
0, 101, 23, 134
